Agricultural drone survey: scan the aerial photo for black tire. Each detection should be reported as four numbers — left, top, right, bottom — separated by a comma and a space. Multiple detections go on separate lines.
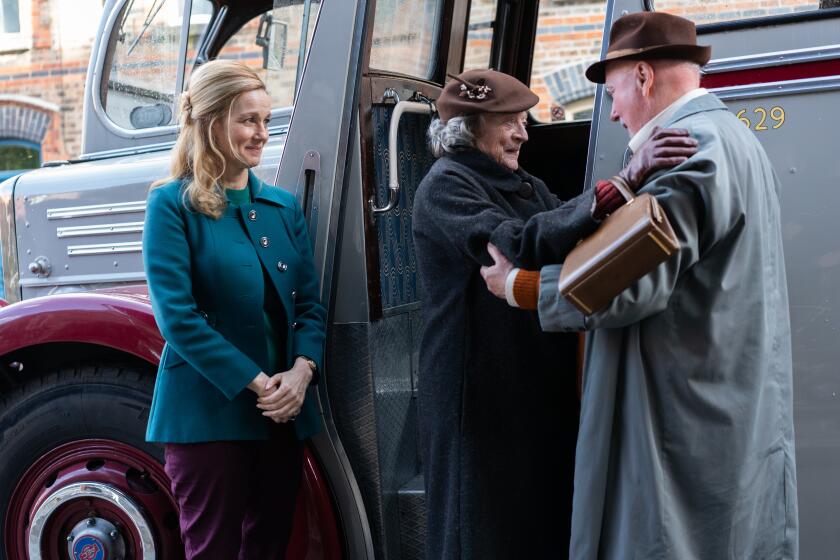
0, 363, 166, 560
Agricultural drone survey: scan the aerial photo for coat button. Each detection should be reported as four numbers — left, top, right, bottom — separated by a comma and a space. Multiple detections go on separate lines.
292, 321, 298, 329
518, 181, 534, 198
248, 209, 258, 221
277, 261, 288, 272
260, 236, 269, 247
291, 290, 297, 300
199, 310, 208, 319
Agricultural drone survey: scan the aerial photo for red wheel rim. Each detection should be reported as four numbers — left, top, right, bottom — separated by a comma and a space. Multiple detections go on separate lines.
4, 439, 183, 559
5, 440, 342, 559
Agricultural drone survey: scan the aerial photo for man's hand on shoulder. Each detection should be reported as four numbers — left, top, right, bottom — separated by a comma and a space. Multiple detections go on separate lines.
620, 127, 698, 190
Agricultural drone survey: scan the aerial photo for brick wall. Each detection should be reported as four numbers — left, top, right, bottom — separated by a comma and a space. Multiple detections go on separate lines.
0, 0, 98, 162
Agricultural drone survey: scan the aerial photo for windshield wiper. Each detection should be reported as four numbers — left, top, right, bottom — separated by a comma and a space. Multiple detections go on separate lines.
127, 0, 168, 56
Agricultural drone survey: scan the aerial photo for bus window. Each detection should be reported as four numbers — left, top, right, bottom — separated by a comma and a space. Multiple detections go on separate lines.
653, 0, 822, 26
369, 0, 444, 78
528, 0, 607, 122
217, 1, 322, 109
102, 0, 195, 129
463, 0, 498, 71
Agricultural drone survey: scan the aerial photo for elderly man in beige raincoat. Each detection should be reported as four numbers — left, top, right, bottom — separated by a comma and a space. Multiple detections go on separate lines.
482, 11, 798, 560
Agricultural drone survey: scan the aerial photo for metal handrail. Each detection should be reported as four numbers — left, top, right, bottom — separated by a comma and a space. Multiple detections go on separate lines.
369, 100, 434, 215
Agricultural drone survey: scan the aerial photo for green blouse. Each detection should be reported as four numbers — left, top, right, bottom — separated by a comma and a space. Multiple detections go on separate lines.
226, 183, 287, 375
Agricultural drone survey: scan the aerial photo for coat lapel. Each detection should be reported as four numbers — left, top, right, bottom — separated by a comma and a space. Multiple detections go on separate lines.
251, 170, 292, 208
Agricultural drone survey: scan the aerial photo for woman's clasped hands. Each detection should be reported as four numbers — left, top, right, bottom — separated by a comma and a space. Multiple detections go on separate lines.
248, 357, 313, 423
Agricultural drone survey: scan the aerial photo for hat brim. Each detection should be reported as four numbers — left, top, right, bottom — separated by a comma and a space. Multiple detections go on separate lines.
437, 91, 539, 123
585, 44, 711, 84
437, 91, 540, 123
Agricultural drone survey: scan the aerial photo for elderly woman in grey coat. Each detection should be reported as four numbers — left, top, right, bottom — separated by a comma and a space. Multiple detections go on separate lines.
412, 69, 697, 560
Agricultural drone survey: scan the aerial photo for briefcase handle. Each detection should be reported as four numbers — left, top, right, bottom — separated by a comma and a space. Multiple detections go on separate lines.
607, 176, 663, 223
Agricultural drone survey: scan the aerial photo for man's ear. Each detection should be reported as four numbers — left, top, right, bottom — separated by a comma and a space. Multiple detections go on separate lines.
635, 61, 655, 97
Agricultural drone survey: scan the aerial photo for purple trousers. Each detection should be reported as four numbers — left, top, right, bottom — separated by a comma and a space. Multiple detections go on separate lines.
164, 424, 303, 560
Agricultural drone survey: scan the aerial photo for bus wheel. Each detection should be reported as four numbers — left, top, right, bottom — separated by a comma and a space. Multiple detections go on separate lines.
0, 363, 184, 560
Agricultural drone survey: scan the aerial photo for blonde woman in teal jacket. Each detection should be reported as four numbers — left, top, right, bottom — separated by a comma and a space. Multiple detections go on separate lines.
142, 60, 325, 559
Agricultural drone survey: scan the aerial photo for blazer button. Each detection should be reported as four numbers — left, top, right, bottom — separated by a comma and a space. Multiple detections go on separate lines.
277, 261, 288, 272
248, 209, 258, 221
260, 236, 269, 248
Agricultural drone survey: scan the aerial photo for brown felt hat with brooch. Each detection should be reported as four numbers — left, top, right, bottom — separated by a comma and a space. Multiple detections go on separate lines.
436, 69, 539, 123
585, 12, 711, 84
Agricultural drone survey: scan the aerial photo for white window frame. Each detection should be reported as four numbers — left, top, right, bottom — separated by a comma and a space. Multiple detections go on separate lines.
0, 0, 33, 53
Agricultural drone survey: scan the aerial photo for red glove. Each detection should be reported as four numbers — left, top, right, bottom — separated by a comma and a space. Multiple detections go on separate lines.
593, 179, 626, 220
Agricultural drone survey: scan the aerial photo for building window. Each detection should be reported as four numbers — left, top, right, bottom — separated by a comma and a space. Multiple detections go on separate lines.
529, 0, 607, 122
0, 0, 31, 52
0, 0, 20, 32
0, 139, 40, 182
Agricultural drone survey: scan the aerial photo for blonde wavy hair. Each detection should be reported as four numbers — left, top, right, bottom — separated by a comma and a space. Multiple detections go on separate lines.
152, 59, 267, 218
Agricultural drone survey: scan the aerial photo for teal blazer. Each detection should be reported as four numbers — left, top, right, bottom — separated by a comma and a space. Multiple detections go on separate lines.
143, 171, 326, 442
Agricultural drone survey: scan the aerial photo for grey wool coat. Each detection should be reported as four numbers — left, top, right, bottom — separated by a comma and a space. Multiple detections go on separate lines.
412, 149, 599, 560
537, 94, 798, 560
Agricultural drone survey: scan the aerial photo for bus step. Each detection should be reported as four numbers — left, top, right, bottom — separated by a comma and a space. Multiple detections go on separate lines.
397, 474, 426, 560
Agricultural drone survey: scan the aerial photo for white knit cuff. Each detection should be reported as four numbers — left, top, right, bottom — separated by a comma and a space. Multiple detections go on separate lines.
505, 268, 520, 308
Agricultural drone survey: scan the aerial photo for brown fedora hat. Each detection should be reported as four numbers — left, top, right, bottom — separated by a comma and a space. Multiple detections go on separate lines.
437, 69, 539, 123
585, 12, 711, 84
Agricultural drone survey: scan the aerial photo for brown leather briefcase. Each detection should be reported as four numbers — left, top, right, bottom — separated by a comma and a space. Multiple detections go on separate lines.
558, 189, 679, 315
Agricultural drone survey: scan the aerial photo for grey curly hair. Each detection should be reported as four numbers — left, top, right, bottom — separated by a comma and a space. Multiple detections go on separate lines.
427, 115, 484, 158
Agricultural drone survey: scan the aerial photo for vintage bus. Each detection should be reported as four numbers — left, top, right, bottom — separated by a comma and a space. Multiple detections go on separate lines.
0, 0, 838, 558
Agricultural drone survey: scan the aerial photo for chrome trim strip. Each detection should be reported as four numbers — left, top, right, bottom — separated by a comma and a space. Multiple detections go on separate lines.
704, 44, 840, 74
77, 119, 290, 162
56, 221, 144, 238
67, 241, 143, 256
28, 482, 155, 560
47, 201, 147, 220
79, 140, 176, 160
19, 271, 146, 288
712, 75, 840, 101
0, 175, 20, 303
175, 0, 193, 100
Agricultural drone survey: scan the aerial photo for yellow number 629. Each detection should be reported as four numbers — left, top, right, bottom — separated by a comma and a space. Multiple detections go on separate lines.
736, 106, 785, 131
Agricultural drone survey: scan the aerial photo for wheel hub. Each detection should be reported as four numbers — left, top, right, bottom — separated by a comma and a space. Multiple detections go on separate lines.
5, 439, 182, 560
67, 516, 125, 560
29, 482, 153, 559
